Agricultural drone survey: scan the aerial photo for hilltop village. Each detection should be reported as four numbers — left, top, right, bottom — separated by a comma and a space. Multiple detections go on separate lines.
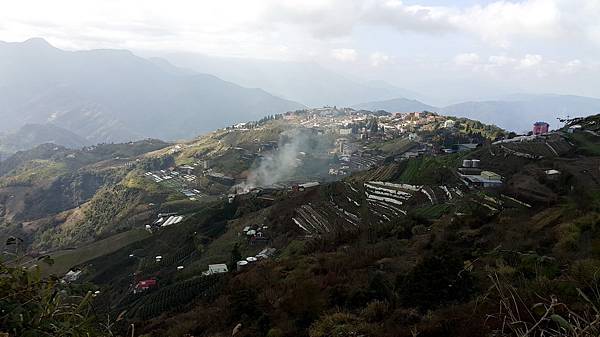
141, 107, 510, 203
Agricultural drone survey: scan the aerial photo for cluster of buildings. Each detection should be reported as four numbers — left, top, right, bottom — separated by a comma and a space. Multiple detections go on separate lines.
242, 224, 271, 245
144, 170, 176, 183
143, 161, 206, 199
132, 247, 276, 294
457, 159, 503, 188
235, 247, 277, 271
145, 213, 185, 232
206, 172, 235, 186
273, 109, 482, 179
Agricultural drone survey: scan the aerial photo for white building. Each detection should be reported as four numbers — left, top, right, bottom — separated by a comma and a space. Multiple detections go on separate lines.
203, 263, 229, 275
63, 270, 82, 282
443, 120, 455, 128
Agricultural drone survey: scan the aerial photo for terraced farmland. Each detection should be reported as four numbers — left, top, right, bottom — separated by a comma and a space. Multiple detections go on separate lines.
291, 180, 466, 235
495, 135, 573, 159
364, 181, 464, 222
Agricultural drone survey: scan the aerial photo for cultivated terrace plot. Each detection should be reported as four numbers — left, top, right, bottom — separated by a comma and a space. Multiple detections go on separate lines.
364, 181, 464, 218
291, 177, 469, 236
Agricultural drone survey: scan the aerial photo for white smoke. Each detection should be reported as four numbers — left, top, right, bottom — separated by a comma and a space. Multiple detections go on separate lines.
250, 129, 308, 186
235, 128, 324, 192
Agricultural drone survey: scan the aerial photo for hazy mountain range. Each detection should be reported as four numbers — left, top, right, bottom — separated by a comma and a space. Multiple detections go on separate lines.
0, 123, 89, 158
352, 97, 437, 113
164, 53, 600, 132
163, 53, 420, 107
355, 94, 600, 132
441, 94, 600, 132
2, 38, 600, 155
0, 38, 304, 145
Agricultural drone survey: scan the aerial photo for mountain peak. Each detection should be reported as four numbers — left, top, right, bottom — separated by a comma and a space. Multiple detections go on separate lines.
353, 96, 437, 113
21, 37, 55, 49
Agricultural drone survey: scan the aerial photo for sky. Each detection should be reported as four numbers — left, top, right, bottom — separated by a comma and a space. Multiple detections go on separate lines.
1, 0, 599, 104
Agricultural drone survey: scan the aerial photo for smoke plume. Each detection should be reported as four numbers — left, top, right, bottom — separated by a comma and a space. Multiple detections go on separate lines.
236, 128, 330, 191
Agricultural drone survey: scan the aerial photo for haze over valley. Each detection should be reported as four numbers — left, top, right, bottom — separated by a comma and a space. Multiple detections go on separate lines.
0, 38, 304, 147
2, 38, 600, 156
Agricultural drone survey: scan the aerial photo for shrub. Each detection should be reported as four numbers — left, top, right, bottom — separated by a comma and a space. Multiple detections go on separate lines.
0, 258, 105, 336
266, 328, 284, 337
361, 300, 390, 322
346, 288, 370, 308
411, 225, 427, 236
388, 308, 421, 326
397, 254, 474, 310
570, 259, 600, 295
309, 312, 367, 337
555, 222, 581, 252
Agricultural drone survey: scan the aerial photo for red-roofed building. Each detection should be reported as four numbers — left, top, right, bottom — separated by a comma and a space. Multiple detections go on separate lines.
533, 122, 549, 135
135, 279, 157, 293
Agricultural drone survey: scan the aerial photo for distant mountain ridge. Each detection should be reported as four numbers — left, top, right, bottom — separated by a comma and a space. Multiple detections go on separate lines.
0, 123, 89, 157
441, 94, 600, 132
164, 53, 419, 107
0, 38, 304, 144
354, 93, 600, 132
4, 38, 600, 143
352, 97, 436, 113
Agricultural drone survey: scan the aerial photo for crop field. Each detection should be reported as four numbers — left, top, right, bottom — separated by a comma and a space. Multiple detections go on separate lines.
374, 137, 416, 154
291, 179, 465, 235
42, 228, 151, 276
569, 132, 600, 155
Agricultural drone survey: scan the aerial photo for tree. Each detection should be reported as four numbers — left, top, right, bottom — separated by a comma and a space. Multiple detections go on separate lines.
0, 251, 107, 336
369, 119, 379, 133
230, 288, 258, 321
229, 242, 242, 270
397, 254, 473, 310
331, 153, 340, 164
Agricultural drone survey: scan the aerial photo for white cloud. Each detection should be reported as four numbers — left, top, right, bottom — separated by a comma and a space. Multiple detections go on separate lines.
360, 0, 455, 33
260, 0, 600, 48
517, 54, 543, 69
454, 53, 481, 67
369, 52, 390, 67
488, 55, 517, 67
331, 48, 358, 62
453, 0, 562, 47
561, 59, 583, 74
0, 0, 599, 57
455, 53, 590, 80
